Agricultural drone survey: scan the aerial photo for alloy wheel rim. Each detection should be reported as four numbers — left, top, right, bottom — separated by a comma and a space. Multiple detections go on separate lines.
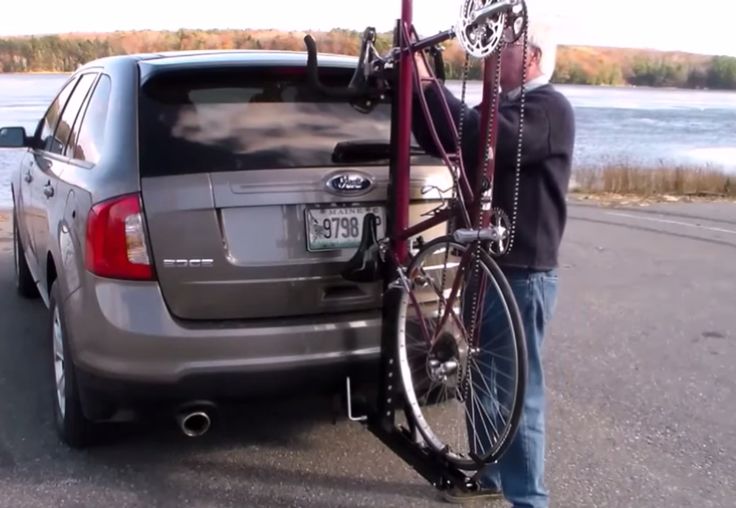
52, 306, 66, 418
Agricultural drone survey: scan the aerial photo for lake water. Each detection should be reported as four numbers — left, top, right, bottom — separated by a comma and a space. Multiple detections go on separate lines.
1, 73, 735, 209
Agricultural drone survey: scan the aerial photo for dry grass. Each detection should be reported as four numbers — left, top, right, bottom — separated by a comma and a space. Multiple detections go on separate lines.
572, 163, 735, 199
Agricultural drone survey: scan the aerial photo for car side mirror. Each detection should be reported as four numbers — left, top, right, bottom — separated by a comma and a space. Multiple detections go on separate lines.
0, 126, 29, 148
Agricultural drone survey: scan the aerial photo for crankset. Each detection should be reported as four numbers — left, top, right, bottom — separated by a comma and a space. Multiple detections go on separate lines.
455, 0, 527, 58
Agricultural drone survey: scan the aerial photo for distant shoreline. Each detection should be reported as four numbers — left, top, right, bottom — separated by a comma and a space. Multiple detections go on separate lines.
1, 72, 734, 94
2, 29, 735, 90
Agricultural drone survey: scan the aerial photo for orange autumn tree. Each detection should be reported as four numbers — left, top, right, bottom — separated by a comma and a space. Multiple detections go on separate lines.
0, 29, 732, 90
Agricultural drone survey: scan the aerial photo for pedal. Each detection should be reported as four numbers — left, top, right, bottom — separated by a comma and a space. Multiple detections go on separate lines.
452, 227, 502, 244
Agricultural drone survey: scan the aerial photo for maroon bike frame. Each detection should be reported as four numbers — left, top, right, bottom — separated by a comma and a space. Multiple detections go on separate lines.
337, 0, 521, 491
390, 0, 501, 263
300, 0, 520, 490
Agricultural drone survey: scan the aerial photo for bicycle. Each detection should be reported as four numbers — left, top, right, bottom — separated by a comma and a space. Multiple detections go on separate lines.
304, 0, 530, 493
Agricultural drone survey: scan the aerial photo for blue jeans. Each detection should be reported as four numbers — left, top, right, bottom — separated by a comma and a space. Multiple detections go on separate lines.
473, 268, 559, 508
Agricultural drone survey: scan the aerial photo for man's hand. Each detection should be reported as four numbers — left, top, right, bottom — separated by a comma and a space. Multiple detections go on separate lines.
414, 51, 433, 89
414, 52, 430, 78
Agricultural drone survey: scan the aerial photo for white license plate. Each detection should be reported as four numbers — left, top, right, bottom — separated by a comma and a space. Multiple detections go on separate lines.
305, 205, 386, 252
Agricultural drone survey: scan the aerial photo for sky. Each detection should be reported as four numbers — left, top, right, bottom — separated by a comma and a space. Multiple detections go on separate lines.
1, 0, 735, 57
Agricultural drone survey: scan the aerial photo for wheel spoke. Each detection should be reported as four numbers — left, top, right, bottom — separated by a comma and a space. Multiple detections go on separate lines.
468, 383, 500, 448
424, 281, 470, 341
475, 357, 519, 384
432, 249, 472, 344
398, 237, 526, 469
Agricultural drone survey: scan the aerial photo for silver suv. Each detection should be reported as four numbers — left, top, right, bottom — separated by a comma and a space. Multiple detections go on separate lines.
0, 50, 448, 447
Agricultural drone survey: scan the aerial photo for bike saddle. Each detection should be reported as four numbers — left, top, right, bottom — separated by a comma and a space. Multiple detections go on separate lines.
341, 213, 384, 283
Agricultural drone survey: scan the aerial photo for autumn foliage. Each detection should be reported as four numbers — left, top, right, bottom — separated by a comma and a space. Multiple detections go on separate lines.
1, 29, 735, 89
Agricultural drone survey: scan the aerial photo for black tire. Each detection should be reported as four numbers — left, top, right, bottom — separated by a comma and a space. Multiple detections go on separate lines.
49, 281, 96, 448
396, 235, 527, 470
13, 212, 39, 299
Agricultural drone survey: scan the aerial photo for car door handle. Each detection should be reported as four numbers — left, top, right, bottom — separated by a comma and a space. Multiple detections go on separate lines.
43, 184, 55, 198
24, 170, 33, 183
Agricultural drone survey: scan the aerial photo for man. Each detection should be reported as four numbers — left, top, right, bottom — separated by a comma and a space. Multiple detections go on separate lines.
412, 18, 575, 508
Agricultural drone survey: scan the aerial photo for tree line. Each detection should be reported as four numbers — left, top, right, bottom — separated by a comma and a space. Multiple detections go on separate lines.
552, 53, 736, 90
2, 29, 735, 90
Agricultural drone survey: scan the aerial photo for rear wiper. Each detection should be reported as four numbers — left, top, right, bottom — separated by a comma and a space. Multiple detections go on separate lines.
332, 140, 426, 163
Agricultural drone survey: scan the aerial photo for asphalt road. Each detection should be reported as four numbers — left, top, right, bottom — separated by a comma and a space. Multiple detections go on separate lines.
0, 199, 734, 508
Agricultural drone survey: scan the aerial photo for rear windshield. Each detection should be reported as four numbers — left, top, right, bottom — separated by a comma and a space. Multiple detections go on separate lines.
138, 66, 436, 176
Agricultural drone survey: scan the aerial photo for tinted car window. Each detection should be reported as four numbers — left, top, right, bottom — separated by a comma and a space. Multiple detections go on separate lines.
139, 67, 435, 177
37, 77, 78, 153
53, 73, 97, 155
68, 75, 111, 164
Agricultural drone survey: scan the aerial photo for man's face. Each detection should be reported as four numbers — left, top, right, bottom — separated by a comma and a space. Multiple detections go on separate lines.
500, 39, 542, 92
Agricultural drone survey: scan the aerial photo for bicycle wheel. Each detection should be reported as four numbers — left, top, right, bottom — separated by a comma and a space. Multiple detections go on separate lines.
396, 235, 526, 470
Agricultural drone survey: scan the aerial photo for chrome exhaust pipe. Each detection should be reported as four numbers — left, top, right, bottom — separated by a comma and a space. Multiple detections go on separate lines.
176, 409, 212, 437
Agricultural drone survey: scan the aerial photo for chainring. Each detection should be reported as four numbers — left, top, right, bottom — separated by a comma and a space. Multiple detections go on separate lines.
503, 0, 528, 45
456, 0, 507, 59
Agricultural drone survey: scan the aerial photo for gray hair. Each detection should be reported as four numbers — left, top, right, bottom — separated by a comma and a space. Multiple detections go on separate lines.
526, 18, 558, 80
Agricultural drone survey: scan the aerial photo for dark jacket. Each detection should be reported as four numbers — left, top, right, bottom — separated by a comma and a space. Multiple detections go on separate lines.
412, 83, 576, 270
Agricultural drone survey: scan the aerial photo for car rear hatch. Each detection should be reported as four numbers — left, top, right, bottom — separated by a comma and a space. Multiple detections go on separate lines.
137, 62, 449, 321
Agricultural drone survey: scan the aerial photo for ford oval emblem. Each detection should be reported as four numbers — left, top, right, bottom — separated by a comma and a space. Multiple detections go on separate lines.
326, 172, 374, 196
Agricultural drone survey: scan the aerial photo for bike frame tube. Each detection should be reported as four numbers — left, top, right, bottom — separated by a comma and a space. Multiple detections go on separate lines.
298, 0, 517, 491
407, 25, 475, 219
388, 4, 502, 362
473, 57, 501, 227
392, 21, 501, 247
397, 207, 454, 243
431, 247, 473, 339
390, 0, 415, 266
410, 29, 455, 53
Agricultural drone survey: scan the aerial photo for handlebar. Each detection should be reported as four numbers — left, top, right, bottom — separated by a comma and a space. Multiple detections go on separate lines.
303, 27, 454, 102
302, 0, 520, 101
304, 34, 367, 100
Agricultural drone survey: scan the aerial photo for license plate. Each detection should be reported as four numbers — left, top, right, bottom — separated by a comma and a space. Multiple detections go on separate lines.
305, 205, 386, 252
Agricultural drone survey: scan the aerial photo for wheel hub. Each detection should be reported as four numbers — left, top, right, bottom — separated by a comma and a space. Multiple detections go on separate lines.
427, 331, 469, 386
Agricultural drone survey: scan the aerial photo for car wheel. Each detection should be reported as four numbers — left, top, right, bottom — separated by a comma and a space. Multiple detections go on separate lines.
49, 281, 96, 448
13, 212, 38, 298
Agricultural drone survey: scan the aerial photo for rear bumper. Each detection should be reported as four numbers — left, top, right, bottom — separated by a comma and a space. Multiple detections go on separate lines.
63, 275, 383, 402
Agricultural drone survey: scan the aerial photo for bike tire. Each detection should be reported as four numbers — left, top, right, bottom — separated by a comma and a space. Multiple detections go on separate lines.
395, 235, 527, 470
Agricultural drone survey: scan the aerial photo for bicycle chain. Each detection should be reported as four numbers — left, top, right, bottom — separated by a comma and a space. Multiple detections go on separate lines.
434, 54, 470, 325
460, 44, 503, 406
460, 7, 529, 409
505, 14, 529, 255
425, 2, 529, 425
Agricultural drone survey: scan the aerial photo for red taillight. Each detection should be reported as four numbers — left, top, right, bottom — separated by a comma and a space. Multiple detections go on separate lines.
85, 193, 154, 281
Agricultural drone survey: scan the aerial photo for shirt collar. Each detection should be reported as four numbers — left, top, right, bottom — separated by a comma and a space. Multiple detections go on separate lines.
505, 75, 550, 101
